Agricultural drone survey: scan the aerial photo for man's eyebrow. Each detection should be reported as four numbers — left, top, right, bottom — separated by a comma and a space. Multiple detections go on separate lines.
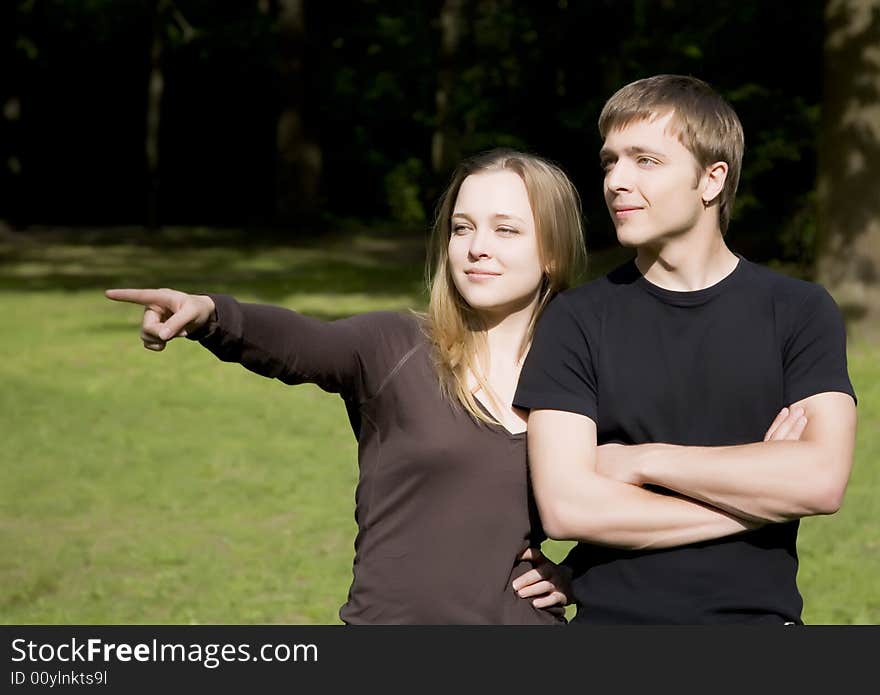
600, 145, 666, 159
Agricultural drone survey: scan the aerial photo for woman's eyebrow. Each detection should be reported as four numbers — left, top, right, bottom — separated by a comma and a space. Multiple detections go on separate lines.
452, 212, 526, 224
492, 213, 526, 223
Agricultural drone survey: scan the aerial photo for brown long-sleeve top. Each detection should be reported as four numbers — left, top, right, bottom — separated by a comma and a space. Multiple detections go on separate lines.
191, 295, 562, 625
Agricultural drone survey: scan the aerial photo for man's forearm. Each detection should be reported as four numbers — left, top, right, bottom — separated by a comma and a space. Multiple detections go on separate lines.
631, 440, 845, 523
538, 470, 761, 550
597, 393, 857, 524
527, 409, 762, 550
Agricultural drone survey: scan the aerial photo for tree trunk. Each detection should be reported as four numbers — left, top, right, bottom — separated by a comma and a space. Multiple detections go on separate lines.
145, 0, 165, 230
816, 0, 880, 326
432, 0, 465, 177
274, 0, 322, 222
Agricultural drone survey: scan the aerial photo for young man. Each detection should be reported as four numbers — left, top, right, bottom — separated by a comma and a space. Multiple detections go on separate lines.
513, 75, 858, 624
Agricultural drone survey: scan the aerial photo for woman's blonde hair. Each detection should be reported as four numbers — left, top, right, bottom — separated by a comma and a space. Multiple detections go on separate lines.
423, 148, 586, 425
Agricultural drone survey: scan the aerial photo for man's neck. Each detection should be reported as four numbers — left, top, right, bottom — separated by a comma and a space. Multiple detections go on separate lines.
635, 225, 739, 292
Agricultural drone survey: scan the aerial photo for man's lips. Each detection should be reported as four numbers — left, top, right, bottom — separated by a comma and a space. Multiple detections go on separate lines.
612, 205, 644, 219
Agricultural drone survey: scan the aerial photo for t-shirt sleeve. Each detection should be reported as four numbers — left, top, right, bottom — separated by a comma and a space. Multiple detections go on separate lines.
513, 293, 598, 421
188, 294, 385, 402
782, 285, 857, 406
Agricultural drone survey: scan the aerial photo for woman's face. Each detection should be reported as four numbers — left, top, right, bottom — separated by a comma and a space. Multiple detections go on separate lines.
448, 170, 544, 319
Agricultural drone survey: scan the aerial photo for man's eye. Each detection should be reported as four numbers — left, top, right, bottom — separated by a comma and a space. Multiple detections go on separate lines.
600, 160, 614, 172
637, 157, 658, 167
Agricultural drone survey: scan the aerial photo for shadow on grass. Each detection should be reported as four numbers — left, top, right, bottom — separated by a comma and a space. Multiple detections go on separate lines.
0, 221, 422, 249
0, 225, 429, 304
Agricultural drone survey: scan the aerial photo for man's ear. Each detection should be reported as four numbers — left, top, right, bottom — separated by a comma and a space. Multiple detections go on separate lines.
701, 161, 728, 206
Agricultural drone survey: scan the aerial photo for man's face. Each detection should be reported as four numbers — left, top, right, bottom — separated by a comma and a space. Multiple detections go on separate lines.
600, 112, 707, 249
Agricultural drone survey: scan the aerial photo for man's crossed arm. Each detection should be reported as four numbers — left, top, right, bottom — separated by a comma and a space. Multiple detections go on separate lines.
594, 392, 857, 524
528, 392, 856, 548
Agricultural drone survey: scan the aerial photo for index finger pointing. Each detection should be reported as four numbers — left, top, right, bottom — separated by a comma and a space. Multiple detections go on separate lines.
105, 288, 172, 307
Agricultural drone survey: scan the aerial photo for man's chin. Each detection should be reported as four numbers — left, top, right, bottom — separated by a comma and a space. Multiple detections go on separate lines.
615, 222, 669, 249
615, 229, 644, 248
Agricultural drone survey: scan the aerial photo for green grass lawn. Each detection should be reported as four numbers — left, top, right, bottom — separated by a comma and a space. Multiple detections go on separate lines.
1, 228, 876, 624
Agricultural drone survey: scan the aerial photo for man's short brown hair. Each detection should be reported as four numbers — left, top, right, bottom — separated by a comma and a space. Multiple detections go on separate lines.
599, 75, 744, 233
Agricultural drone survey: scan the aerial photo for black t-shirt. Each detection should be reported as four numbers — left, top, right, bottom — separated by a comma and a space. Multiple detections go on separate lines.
514, 256, 856, 624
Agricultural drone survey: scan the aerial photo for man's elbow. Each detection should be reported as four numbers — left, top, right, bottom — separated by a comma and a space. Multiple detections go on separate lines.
806, 465, 850, 516
811, 480, 846, 516
538, 504, 574, 541
535, 497, 591, 541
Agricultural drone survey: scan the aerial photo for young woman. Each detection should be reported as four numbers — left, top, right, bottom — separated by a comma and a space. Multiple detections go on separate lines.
106, 149, 588, 624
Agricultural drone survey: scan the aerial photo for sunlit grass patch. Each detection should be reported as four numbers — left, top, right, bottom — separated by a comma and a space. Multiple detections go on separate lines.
0, 228, 875, 624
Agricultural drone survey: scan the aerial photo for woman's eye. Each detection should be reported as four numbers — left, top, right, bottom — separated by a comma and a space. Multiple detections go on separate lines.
452, 224, 470, 235
497, 227, 518, 235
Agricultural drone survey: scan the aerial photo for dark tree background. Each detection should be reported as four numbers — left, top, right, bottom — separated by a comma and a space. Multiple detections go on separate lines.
817, 0, 880, 322
4, 0, 879, 315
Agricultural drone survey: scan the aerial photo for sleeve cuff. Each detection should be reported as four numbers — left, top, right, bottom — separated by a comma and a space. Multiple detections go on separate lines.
513, 389, 597, 422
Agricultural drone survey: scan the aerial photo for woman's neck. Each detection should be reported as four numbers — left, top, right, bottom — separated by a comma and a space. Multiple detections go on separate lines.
479, 294, 539, 368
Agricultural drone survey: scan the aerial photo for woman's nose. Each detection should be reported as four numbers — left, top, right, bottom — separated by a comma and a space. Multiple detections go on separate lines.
467, 227, 493, 259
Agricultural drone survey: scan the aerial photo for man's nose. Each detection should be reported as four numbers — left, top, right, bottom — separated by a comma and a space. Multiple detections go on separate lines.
606, 160, 633, 192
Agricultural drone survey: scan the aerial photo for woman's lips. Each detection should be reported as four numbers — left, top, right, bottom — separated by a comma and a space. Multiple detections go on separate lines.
465, 270, 501, 280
